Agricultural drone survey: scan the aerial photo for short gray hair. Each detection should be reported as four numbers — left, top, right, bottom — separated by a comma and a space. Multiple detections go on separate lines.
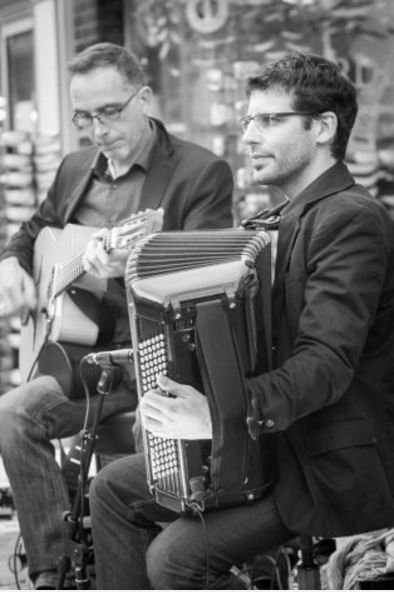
68, 42, 147, 87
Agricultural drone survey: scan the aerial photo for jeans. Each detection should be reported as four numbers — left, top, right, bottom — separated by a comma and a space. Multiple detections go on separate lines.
0, 374, 135, 581
90, 453, 295, 590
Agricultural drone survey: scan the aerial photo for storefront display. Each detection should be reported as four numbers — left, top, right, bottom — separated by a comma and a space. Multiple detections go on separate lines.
125, 0, 394, 222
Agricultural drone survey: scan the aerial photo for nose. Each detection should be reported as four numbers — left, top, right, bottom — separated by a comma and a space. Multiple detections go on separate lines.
242, 121, 261, 146
91, 116, 108, 139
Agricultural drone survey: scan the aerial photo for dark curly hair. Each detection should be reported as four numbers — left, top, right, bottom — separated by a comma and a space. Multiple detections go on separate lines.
245, 53, 358, 161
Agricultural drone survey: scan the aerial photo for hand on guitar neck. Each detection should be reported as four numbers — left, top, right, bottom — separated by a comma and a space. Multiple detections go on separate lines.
0, 208, 163, 320
0, 256, 37, 319
82, 228, 132, 278
83, 207, 164, 279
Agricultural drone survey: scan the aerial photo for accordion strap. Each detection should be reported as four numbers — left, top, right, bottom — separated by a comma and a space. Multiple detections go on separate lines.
195, 299, 249, 489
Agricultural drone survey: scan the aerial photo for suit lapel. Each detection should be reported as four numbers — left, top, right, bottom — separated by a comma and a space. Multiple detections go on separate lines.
270, 162, 356, 325
64, 169, 93, 223
138, 118, 176, 211
272, 209, 301, 324
139, 147, 174, 210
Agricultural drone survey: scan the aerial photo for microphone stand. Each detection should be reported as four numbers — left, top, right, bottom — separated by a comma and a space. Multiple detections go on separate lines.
56, 360, 115, 590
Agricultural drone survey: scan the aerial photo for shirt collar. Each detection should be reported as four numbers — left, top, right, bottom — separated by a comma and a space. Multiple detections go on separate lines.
90, 118, 157, 180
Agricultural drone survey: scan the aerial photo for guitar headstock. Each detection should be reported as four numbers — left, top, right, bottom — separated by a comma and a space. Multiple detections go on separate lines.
104, 208, 164, 251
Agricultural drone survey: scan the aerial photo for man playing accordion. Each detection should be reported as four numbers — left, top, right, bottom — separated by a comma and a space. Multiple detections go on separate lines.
89, 53, 394, 590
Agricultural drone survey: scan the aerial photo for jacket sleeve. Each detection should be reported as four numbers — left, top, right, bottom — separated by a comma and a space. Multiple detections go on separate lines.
0, 159, 67, 275
246, 202, 392, 431
181, 158, 234, 230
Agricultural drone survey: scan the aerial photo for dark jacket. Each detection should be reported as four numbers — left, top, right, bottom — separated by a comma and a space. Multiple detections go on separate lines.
247, 162, 394, 537
1, 119, 233, 273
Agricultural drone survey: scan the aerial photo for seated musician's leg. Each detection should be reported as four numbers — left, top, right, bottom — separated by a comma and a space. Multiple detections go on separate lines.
0, 375, 133, 588
0, 376, 72, 587
89, 452, 178, 590
146, 493, 295, 590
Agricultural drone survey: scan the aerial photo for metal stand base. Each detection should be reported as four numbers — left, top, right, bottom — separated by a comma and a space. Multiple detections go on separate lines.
57, 366, 115, 590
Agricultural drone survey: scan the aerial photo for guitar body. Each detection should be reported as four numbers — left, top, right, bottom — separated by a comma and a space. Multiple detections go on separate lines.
19, 225, 107, 381
35, 341, 121, 399
18, 209, 164, 383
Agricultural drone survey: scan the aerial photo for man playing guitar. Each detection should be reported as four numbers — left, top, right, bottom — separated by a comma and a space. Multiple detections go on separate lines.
0, 42, 233, 590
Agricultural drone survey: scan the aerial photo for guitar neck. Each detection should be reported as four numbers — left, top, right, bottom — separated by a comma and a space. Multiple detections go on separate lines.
51, 210, 161, 297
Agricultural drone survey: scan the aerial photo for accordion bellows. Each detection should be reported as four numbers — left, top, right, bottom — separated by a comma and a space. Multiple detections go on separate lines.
125, 229, 275, 513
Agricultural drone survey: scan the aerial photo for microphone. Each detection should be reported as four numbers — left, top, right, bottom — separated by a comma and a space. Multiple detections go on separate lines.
83, 348, 134, 366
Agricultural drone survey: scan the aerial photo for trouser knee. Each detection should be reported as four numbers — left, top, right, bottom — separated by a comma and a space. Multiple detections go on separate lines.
146, 544, 170, 590
0, 376, 63, 450
146, 533, 194, 590
89, 467, 109, 513
89, 459, 130, 518
0, 395, 25, 448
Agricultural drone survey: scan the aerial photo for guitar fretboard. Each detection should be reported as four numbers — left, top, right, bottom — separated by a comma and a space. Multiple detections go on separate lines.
36, 209, 162, 297
54, 251, 86, 297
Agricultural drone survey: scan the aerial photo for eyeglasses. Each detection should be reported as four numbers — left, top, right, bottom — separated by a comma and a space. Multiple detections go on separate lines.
239, 112, 319, 132
72, 87, 141, 130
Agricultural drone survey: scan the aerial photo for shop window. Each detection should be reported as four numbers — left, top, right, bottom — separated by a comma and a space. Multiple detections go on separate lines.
125, 0, 394, 222
1, 18, 36, 133
6, 28, 36, 132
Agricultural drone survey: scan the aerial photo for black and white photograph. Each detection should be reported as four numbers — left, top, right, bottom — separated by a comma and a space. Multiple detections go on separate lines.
0, 1, 394, 589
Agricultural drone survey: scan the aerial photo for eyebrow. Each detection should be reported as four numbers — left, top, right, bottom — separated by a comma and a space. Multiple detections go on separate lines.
74, 100, 123, 113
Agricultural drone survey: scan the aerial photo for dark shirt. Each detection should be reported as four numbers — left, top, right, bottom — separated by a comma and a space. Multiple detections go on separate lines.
73, 123, 157, 345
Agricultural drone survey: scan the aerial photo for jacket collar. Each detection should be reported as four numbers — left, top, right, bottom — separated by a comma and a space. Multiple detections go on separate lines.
64, 162, 95, 223
138, 118, 176, 211
64, 118, 175, 222
283, 161, 355, 218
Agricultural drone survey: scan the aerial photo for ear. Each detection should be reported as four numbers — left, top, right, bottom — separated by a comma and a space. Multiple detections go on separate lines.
315, 111, 337, 146
136, 86, 153, 114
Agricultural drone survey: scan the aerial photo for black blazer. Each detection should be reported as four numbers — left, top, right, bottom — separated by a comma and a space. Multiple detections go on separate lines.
1, 119, 234, 273
247, 162, 394, 537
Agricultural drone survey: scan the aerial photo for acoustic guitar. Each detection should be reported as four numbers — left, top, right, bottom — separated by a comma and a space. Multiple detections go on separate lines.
19, 208, 163, 383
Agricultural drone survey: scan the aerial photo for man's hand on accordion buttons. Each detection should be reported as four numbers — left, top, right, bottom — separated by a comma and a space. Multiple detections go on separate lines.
140, 374, 213, 440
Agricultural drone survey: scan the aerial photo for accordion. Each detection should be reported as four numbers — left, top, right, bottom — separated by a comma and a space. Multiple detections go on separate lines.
125, 229, 275, 514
